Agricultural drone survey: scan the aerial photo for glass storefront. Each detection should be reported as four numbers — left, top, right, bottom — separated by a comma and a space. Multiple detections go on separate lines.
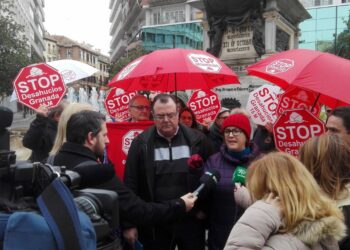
299, 4, 350, 51
141, 22, 203, 51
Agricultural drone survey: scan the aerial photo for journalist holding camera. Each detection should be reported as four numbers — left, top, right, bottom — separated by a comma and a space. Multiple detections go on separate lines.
0, 107, 198, 250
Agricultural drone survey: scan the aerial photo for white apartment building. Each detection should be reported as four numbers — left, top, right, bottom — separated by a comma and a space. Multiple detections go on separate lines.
109, 0, 145, 62
109, 0, 203, 62
11, 0, 45, 59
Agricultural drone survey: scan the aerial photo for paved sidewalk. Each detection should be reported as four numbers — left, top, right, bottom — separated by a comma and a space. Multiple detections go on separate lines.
10, 112, 35, 131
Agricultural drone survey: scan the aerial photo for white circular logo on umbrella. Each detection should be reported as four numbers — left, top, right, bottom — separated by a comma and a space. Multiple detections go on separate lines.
266, 59, 294, 74
61, 70, 77, 82
188, 53, 222, 72
117, 59, 143, 80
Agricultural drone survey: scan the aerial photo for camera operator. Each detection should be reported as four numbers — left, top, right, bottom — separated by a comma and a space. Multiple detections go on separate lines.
49, 111, 197, 236
23, 101, 68, 162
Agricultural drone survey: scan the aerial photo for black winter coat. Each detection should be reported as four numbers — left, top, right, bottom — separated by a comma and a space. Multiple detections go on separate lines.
124, 124, 213, 203
22, 115, 57, 162
52, 142, 187, 227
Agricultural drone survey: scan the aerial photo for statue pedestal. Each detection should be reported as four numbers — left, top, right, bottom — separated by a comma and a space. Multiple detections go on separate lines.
204, 0, 310, 108
219, 0, 310, 72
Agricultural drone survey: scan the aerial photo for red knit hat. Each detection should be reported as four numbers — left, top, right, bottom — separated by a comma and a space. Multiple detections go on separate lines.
221, 114, 251, 140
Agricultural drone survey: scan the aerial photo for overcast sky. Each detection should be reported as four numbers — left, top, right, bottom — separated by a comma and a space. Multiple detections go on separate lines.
44, 0, 111, 55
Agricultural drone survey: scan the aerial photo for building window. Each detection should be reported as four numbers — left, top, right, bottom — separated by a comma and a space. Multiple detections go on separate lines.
146, 33, 155, 42
156, 34, 165, 43
66, 49, 72, 58
153, 11, 161, 25
163, 7, 186, 24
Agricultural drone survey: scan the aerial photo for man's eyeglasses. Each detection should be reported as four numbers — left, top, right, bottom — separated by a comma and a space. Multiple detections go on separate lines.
130, 105, 150, 111
224, 128, 243, 136
153, 112, 178, 120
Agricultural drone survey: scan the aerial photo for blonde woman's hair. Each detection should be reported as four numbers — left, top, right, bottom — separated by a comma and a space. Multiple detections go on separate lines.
300, 134, 350, 200
50, 103, 93, 155
247, 152, 343, 233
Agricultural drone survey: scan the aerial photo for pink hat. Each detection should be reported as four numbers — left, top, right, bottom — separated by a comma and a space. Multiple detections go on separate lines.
221, 114, 251, 140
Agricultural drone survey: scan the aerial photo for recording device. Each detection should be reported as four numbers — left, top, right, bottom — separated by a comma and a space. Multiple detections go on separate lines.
0, 150, 119, 248
193, 170, 221, 196
232, 166, 247, 185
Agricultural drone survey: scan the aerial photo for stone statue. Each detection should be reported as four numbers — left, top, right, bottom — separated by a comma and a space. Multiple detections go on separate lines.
204, 0, 265, 57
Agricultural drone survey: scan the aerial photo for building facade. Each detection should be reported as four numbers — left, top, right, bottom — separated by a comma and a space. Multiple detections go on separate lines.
300, 0, 350, 8
141, 1, 203, 51
43, 34, 110, 87
97, 54, 110, 86
109, 0, 146, 62
299, 2, 350, 51
43, 34, 58, 62
109, 0, 204, 62
11, 0, 45, 59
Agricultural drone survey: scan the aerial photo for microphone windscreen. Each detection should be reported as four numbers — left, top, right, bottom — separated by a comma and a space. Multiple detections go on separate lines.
200, 170, 221, 190
232, 166, 247, 185
73, 163, 116, 187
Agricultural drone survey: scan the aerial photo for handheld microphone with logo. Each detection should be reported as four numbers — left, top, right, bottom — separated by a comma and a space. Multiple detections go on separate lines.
232, 166, 247, 185
193, 170, 221, 196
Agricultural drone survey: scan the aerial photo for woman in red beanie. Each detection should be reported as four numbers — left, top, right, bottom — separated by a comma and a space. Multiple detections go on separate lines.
202, 113, 261, 250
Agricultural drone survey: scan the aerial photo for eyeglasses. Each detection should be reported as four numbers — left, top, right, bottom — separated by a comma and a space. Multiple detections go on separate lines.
224, 128, 243, 136
130, 105, 150, 111
153, 112, 178, 120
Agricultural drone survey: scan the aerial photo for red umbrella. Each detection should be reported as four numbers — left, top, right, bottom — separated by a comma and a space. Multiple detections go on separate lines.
108, 48, 239, 92
247, 49, 350, 108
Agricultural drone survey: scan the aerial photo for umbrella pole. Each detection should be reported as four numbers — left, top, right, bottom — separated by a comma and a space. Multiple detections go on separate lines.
174, 73, 177, 99
311, 93, 320, 114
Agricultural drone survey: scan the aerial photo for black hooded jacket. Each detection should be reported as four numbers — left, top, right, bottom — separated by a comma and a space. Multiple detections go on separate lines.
23, 115, 57, 162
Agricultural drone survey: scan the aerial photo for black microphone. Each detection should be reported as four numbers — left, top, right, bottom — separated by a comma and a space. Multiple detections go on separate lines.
193, 170, 221, 196
73, 163, 116, 187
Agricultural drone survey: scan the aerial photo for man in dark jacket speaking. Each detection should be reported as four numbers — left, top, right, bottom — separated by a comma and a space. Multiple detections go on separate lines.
124, 94, 213, 250
50, 110, 198, 234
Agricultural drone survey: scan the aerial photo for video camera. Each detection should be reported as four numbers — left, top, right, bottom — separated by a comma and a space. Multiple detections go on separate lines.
0, 107, 120, 249
0, 150, 120, 249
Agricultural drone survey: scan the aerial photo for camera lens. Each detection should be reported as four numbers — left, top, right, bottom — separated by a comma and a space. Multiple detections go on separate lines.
74, 193, 101, 218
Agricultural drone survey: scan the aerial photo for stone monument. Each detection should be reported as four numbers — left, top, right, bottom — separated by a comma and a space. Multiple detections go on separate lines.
199, 0, 311, 108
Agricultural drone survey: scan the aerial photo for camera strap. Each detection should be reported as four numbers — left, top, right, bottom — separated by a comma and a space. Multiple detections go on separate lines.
37, 178, 86, 250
